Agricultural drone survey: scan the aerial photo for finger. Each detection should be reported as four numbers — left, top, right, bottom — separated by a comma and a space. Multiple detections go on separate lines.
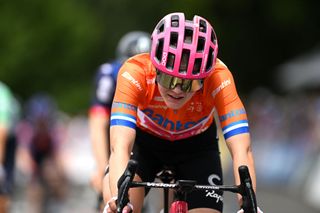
105, 196, 117, 212
102, 204, 109, 213
127, 202, 133, 211
122, 204, 133, 213
102, 203, 115, 213
258, 207, 264, 213
108, 200, 117, 212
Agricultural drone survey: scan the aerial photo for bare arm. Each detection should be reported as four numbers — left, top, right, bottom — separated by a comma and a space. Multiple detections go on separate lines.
108, 125, 136, 197
89, 113, 110, 193
225, 133, 256, 204
89, 113, 109, 173
0, 126, 8, 164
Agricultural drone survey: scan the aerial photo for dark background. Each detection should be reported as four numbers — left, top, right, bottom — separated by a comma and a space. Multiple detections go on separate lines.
1, 0, 320, 113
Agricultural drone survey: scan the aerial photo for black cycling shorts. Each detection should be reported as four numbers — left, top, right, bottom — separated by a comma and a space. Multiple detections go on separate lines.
131, 124, 224, 211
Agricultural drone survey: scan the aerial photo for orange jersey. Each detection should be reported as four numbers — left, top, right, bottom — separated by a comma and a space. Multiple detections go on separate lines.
111, 53, 249, 141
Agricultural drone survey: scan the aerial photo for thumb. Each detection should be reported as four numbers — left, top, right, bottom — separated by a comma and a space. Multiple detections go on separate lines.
122, 203, 133, 213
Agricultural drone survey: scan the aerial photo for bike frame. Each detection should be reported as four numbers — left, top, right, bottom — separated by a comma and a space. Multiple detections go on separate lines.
117, 160, 258, 213
131, 179, 239, 213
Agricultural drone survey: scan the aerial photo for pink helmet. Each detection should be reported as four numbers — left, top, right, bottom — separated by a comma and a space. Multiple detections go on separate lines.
151, 12, 218, 79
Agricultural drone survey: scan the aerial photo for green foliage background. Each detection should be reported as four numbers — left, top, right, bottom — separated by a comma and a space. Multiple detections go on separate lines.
1, 0, 319, 114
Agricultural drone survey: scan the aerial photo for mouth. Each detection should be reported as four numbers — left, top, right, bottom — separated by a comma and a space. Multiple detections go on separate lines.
167, 94, 184, 100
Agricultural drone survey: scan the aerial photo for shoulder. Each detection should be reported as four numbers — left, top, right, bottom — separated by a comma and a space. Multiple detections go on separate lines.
96, 60, 122, 76
113, 54, 156, 105
213, 59, 231, 74
205, 59, 233, 86
119, 53, 155, 81
202, 59, 238, 98
123, 53, 153, 70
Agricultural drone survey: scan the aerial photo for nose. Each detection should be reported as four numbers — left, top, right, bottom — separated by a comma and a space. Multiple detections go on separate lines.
171, 84, 184, 93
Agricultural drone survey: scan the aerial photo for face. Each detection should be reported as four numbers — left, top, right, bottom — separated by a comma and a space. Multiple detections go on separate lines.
157, 83, 196, 109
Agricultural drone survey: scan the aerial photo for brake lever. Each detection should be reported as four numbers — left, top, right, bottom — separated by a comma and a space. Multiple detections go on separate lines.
238, 166, 257, 213
117, 160, 138, 213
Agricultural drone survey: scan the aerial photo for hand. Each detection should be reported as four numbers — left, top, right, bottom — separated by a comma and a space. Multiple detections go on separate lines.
237, 207, 263, 213
102, 196, 133, 213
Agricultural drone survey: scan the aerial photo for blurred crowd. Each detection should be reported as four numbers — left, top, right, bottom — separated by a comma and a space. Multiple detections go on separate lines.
0, 85, 72, 213
247, 88, 320, 184
245, 87, 320, 210
0, 81, 97, 213
1, 79, 320, 212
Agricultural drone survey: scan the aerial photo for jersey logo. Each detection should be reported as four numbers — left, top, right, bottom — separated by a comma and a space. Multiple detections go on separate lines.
112, 102, 137, 111
205, 190, 223, 203
146, 77, 156, 84
186, 102, 203, 112
153, 96, 164, 102
206, 174, 223, 203
211, 78, 231, 97
121, 71, 143, 91
219, 109, 246, 122
142, 108, 206, 131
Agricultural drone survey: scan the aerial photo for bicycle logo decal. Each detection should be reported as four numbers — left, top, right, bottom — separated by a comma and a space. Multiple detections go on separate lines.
205, 190, 223, 203
208, 174, 221, 185
206, 174, 223, 203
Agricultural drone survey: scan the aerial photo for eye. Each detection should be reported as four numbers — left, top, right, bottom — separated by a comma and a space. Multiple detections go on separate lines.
181, 80, 192, 92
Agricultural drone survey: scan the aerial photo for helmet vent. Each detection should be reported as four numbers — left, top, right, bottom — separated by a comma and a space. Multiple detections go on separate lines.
193, 58, 202, 75
199, 19, 207, 33
184, 28, 193, 44
155, 38, 164, 62
205, 47, 214, 72
157, 21, 165, 33
179, 49, 190, 74
171, 15, 179, 27
166, 53, 175, 70
196, 37, 205, 52
170, 32, 178, 48
211, 29, 216, 44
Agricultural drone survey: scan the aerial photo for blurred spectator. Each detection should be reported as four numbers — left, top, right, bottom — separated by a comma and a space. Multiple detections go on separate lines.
245, 88, 290, 184
244, 87, 320, 211
0, 81, 20, 213
16, 93, 67, 213
88, 31, 151, 211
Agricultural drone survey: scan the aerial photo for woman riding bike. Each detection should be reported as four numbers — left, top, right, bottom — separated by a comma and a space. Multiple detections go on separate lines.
103, 12, 262, 213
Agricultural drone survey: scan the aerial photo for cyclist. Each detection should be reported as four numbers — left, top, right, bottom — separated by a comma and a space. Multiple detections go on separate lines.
103, 12, 262, 213
0, 81, 20, 213
16, 93, 67, 212
88, 31, 151, 211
